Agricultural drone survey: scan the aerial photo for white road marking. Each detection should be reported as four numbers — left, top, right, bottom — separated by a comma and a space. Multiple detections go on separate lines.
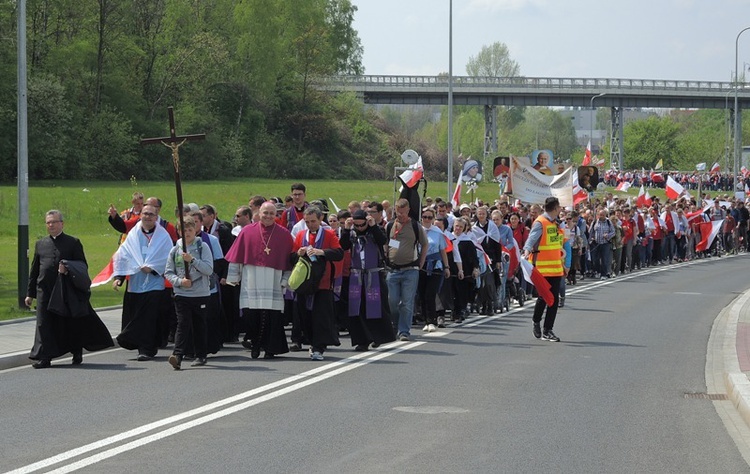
6, 342, 424, 474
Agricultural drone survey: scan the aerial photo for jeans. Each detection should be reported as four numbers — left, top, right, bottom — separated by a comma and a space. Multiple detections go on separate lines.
592, 241, 612, 277
387, 268, 420, 337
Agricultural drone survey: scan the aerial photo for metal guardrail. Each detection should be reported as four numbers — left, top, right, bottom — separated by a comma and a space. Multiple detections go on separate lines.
315, 75, 740, 93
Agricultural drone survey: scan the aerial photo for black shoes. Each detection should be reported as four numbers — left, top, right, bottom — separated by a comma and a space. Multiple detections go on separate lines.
251, 348, 261, 359
241, 340, 253, 350
168, 354, 182, 370
533, 324, 542, 339
542, 330, 560, 342
32, 359, 51, 369
289, 342, 302, 352
354, 344, 369, 352
558, 297, 565, 308
72, 352, 83, 365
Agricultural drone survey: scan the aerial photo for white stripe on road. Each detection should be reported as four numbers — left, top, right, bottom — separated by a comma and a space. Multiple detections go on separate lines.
7, 253, 744, 473
6, 342, 424, 474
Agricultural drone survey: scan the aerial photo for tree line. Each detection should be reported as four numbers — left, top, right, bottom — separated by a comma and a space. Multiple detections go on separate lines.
0, 6, 739, 184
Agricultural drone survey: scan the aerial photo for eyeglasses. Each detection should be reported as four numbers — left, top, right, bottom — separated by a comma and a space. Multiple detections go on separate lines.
353, 222, 367, 227
421, 215, 434, 220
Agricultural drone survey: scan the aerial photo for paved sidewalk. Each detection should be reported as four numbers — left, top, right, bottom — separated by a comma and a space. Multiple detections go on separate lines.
0, 306, 122, 370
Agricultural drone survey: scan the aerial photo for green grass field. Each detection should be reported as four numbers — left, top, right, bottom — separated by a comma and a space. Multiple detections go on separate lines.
0, 178, 662, 321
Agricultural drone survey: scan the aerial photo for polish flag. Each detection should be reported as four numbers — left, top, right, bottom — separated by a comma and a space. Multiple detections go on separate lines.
742, 166, 749, 177
696, 162, 707, 171
520, 258, 555, 307
684, 208, 706, 223
450, 172, 462, 208
636, 185, 652, 207
572, 169, 589, 206
582, 140, 592, 166
710, 162, 720, 174
665, 175, 685, 200
615, 181, 631, 192
745, 183, 750, 196
695, 220, 724, 252
399, 157, 424, 188
91, 257, 115, 287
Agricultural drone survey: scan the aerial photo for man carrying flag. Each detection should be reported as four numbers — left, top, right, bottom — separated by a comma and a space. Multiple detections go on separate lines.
522, 197, 565, 342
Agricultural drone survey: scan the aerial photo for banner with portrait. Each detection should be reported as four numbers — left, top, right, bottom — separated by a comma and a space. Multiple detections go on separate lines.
509, 156, 574, 208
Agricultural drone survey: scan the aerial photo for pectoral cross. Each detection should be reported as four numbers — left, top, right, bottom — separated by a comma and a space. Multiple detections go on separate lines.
140, 106, 206, 277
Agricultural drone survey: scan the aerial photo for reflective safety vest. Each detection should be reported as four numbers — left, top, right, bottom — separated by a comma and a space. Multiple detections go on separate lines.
532, 215, 564, 277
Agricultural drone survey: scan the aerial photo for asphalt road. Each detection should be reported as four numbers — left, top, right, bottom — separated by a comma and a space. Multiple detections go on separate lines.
2, 255, 749, 473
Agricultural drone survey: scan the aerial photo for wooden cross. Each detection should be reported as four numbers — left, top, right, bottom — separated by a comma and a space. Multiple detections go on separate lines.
140, 106, 205, 278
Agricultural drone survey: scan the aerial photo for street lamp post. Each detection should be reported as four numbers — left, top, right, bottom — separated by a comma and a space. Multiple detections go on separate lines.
590, 93, 606, 157
447, 0, 454, 201
734, 27, 750, 191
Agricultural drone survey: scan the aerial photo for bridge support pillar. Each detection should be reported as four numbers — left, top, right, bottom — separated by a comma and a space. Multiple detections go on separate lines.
610, 107, 624, 170
484, 105, 498, 167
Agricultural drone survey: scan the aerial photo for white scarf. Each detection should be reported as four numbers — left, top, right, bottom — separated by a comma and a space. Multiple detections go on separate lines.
113, 221, 172, 277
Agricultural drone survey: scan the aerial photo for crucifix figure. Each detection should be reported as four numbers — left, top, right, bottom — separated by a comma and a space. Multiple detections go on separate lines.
141, 106, 205, 277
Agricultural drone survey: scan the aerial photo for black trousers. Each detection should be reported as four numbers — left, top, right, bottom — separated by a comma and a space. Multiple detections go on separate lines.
532, 276, 562, 332
173, 295, 209, 359
418, 272, 443, 325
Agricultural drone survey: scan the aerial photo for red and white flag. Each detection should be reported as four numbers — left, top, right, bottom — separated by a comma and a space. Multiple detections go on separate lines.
399, 157, 423, 188
572, 169, 589, 206
615, 181, 631, 192
450, 171, 462, 208
696, 220, 724, 252
636, 185, 652, 208
665, 175, 685, 200
582, 140, 592, 166
519, 258, 555, 307
710, 162, 720, 174
91, 257, 115, 287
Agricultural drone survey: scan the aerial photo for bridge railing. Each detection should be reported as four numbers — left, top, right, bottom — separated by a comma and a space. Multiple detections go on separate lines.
316, 75, 737, 93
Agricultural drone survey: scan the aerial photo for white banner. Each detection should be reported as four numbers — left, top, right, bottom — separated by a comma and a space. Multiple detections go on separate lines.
509, 156, 574, 208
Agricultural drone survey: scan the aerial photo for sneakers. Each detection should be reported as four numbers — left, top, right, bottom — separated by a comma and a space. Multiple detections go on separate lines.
424, 324, 437, 333
437, 316, 445, 328
136, 354, 152, 362
289, 342, 302, 352
398, 333, 410, 342
558, 297, 565, 308
168, 354, 182, 370
191, 357, 207, 367
310, 351, 324, 361
533, 324, 542, 339
541, 330, 560, 342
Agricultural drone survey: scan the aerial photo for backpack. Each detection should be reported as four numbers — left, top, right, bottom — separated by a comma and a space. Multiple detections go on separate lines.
288, 255, 327, 295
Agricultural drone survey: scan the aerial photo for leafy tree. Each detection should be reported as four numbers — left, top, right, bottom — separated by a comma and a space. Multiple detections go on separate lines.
465, 42, 520, 77
623, 116, 680, 170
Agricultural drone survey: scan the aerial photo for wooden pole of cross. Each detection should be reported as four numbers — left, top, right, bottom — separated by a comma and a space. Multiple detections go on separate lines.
140, 106, 205, 278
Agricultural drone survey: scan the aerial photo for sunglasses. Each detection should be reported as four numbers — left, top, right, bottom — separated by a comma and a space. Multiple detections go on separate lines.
421, 215, 434, 220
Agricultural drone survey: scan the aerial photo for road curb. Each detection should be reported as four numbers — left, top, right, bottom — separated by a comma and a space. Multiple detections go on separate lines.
723, 289, 750, 429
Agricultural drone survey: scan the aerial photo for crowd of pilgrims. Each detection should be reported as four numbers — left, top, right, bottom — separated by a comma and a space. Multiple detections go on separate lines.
602, 169, 746, 192
96, 182, 749, 369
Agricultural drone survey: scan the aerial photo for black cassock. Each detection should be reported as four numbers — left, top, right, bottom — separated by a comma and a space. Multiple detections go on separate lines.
27, 233, 113, 361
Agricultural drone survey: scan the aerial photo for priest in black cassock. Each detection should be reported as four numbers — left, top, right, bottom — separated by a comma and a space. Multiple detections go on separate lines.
25, 210, 114, 368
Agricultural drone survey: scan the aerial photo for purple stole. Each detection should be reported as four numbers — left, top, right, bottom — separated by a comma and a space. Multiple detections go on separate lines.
348, 234, 383, 319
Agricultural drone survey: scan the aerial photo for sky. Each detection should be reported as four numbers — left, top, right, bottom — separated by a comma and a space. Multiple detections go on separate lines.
351, 0, 750, 82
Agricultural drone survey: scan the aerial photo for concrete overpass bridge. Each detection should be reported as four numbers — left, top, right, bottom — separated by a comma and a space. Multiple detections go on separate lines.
316, 75, 750, 170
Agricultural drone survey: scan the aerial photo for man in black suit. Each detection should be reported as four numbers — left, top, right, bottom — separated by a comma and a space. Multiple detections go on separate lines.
25, 210, 113, 368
